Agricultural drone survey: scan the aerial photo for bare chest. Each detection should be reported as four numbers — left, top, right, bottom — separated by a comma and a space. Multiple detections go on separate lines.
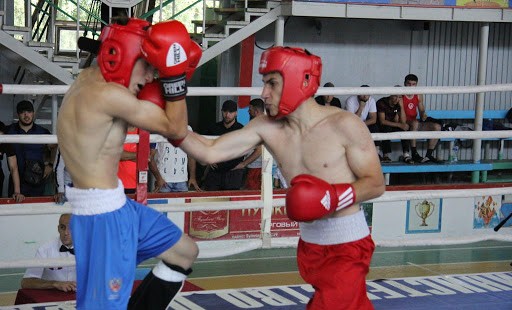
264, 127, 349, 182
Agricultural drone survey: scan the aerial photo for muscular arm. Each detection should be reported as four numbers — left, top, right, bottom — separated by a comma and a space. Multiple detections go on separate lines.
343, 116, 385, 202
21, 277, 76, 292
101, 83, 188, 140
180, 119, 264, 166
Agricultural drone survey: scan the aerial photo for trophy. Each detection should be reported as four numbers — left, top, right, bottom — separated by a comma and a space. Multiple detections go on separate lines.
415, 200, 435, 226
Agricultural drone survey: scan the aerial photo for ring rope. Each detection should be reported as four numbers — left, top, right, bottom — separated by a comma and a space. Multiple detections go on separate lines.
1, 186, 512, 266
1, 83, 512, 96
1, 129, 511, 145
2, 187, 512, 216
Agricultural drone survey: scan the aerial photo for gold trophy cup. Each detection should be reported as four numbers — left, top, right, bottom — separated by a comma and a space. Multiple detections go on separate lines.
415, 200, 435, 226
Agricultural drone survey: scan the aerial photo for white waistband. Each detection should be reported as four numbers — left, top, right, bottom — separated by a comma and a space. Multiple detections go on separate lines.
299, 210, 370, 245
66, 180, 127, 215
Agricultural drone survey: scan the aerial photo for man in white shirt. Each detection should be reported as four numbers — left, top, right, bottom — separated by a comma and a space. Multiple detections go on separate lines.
150, 126, 201, 192
21, 213, 76, 292
346, 85, 380, 157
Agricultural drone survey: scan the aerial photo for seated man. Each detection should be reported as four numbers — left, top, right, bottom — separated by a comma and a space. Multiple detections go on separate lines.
376, 91, 411, 163
314, 82, 343, 109
21, 214, 76, 292
346, 85, 379, 155
403, 74, 442, 163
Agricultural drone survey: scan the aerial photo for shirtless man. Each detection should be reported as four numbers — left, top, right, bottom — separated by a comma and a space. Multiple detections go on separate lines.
57, 18, 200, 310
178, 47, 385, 309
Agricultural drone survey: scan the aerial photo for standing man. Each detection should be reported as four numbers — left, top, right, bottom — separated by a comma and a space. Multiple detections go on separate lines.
0, 121, 24, 201
202, 100, 245, 190
376, 90, 411, 163
178, 46, 385, 309
21, 214, 76, 292
57, 18, 200, 310
403, 74, 442, 163
6, 100, 54, 197
314, 82, 343, 109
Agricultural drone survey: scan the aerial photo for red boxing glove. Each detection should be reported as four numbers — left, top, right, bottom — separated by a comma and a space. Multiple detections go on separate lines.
286, 174, 355, 222
141, 20, 192, 101
186, 41, 202, 81
137, 81, 165, 109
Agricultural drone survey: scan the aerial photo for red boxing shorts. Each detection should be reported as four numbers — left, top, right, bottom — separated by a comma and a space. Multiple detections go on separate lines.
297, 211, 375, 310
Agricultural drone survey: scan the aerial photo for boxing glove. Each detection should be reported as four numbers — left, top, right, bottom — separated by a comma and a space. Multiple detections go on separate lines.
137, 81, 187, 147
286, 174, 355, 222
186, 41, 202, 81
138, 81, 165, 109
141, 20, 193, 101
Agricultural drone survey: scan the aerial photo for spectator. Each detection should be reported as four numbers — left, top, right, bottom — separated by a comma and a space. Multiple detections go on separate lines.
346, 85, 380, 155
149, 126, 201, 192
0, 121, 25, 202
202, 100, 245, 190
315, 82, 343, 109
234, 99, 265, 190
118, 126, 138, 194
403, 74, 442, 163
21, 213, 76, 292
53, 149, 72, 204
376, 90, 412, 163
6, 100, 55, 197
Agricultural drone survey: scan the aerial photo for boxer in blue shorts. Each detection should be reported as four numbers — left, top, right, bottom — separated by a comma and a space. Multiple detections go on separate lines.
57, 17, 202, 309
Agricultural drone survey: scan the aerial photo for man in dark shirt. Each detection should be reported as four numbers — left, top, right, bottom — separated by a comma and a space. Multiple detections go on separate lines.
315, 82, 343, 109
376, 92, 412, 163
0, 121, 25, 201
202, 100, 245, 190
6, 100, 54, 197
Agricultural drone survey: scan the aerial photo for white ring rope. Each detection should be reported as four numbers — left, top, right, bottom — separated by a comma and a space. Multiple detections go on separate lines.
1, 185, 512, 268
2, 83, 512, 96
2, 187, 512, 216
1, 130, 511, 145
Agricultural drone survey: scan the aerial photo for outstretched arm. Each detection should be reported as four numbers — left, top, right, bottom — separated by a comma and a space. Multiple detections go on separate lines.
180, 121, 263, 166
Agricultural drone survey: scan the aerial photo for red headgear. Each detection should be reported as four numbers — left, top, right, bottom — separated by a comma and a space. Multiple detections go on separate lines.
258, 46, 322, 119
98, 18, 150, 87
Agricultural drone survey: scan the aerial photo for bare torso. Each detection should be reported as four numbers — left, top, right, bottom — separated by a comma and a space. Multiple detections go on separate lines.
182, 100, 383, 218
57, 68, 129, 189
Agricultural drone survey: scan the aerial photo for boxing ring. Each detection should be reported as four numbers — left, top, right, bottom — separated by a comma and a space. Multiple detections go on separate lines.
0, 83, 512, 309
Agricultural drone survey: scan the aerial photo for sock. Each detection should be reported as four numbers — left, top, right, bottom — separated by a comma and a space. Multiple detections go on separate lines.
128, 261, 192, 310
426, 149, 434, 157
411, 147, 418, 155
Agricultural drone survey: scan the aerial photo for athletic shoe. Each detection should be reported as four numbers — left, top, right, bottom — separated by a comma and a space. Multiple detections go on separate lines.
403, 153, 414, 164
412, 153, 424, 163
381, 155, 392, 163
421, 155, 440, 163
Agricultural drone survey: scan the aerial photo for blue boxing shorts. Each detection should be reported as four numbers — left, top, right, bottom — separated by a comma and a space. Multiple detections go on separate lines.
66, 180, 182, 310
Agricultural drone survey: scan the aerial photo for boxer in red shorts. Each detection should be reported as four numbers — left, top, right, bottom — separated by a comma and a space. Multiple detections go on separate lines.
178, 46, 385, 309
